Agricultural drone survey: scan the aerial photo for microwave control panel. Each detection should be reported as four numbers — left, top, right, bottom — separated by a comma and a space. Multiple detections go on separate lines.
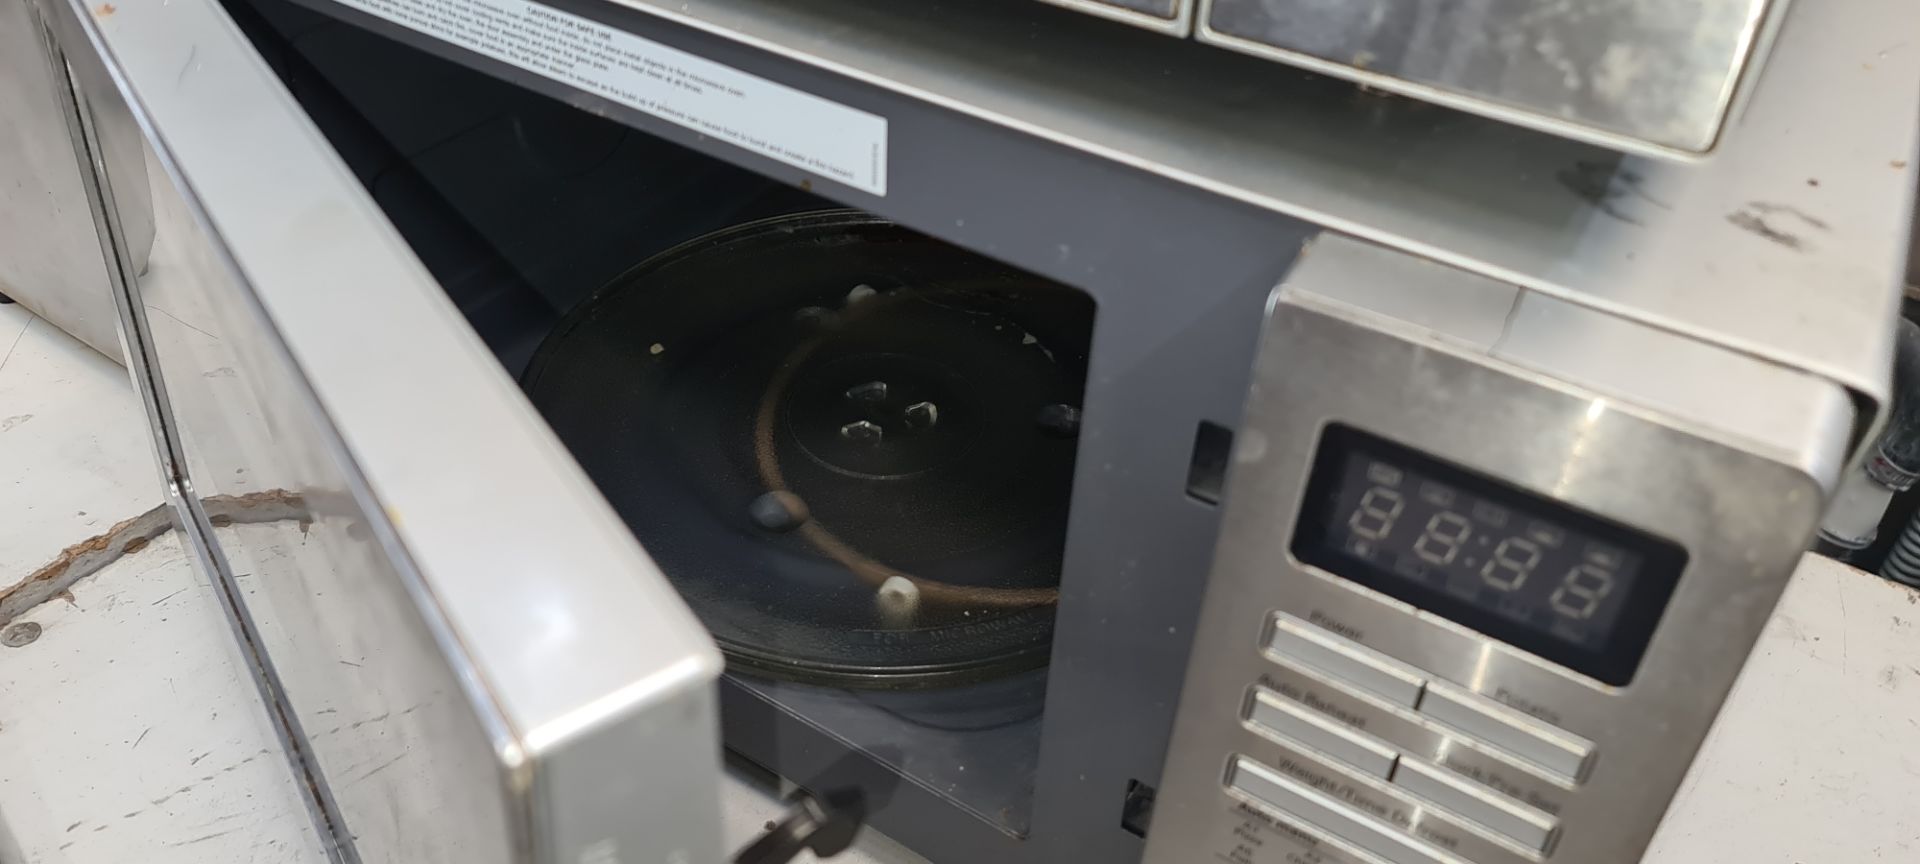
1142, 251, 1843, 864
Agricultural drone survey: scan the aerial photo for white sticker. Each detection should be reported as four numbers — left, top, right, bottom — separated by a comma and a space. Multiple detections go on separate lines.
334, 0, 889, 195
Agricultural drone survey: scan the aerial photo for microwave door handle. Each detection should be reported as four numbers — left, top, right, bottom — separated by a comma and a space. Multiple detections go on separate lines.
732, 787, 867, 864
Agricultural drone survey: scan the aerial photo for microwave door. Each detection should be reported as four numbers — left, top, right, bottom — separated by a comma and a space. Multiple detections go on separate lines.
39, 0, 727, 860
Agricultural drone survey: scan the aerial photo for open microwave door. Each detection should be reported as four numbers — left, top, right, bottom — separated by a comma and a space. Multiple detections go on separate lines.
33, 0, 727, 860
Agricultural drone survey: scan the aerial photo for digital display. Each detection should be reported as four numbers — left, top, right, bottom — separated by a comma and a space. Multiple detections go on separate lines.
1291, 425, 1686, 685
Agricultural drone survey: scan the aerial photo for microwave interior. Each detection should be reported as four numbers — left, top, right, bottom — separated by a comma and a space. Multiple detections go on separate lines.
224, 0, 1314, 860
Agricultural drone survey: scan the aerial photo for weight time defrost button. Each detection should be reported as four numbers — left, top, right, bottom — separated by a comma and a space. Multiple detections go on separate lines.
1227, 757, 1453, 864
1267, 614, 1426, 707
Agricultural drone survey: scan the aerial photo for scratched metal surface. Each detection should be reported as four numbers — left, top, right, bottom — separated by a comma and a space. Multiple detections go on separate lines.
1199, 0, 1772, 152
1069, 0, 1178, 18
0, 0, 128, 362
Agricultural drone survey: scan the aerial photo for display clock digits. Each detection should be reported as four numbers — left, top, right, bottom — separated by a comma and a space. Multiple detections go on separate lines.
1292, 425, 1687, 685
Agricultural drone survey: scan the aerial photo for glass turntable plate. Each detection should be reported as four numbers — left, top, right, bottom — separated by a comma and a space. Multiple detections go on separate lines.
523, 211, 1093, 687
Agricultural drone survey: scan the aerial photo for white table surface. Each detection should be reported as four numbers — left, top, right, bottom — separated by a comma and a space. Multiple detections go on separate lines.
3, 304, 1917, 864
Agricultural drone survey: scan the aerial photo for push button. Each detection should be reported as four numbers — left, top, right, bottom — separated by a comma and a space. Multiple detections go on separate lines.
1417, 681, 1593, 779
1259, 659, 1573, 816
1267, 614, 1425, 707
1227, 757, 1454, 864
1392, 758, 1558, 852
1247, 687, 1399, 779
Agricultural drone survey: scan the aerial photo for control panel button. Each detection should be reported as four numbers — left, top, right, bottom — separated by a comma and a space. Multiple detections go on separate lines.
1227, 757, 1454, 864
1418, 681, 1594, 779
1392, 758, 1558, 852
1268, 614, 1426, 707
1234, 745, 1537, 864
1257, 660, 1572, 816
1248, 687, 1399, 779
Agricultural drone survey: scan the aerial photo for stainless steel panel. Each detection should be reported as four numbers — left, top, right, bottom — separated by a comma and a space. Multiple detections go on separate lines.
1417, 682, 1591, 780
1269, 613, 1426, 707
1230, 759, 1454, 864
1261, 237, 1520, 354
1196, 0, 1776, 155
1493, 291, 1856, 488
1288, 234, 1860, 492
1257, 660, 1573, 818
354, 0, 1917, 413
1146, 284, 1842, 864
0, 0, 148, 360
1247, 687, 1399, 779
1227, 750, 1530, 864
1390, 759, 1555, 853
46, 0, 726, 860
1035, 0, 1191, 35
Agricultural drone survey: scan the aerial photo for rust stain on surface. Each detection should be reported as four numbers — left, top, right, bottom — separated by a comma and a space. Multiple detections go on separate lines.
93, 2, 115, 14
0, 491, 311, 625
0, 506, 171, 625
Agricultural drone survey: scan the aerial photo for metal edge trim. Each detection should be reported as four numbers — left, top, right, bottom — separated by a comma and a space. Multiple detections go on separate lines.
1188, 0, 1742, 159
1034, 0, 1191, 36
1277, 282, 1850, 485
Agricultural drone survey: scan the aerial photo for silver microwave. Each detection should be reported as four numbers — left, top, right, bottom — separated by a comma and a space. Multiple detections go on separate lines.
7, 0, 1915, 861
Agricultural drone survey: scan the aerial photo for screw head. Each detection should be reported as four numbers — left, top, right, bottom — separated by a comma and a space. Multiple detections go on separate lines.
2, 621, 42, 648
902, 401, 939, 430
840, 420, 884, 444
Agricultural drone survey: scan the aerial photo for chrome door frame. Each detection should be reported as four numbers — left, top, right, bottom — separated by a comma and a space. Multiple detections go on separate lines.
30, 0, 358, 856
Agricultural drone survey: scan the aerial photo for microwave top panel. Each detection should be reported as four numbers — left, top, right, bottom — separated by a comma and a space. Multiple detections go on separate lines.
1049, 0, 1786, 158
231, 0, 1914, 415
1195, 0, 1784, 158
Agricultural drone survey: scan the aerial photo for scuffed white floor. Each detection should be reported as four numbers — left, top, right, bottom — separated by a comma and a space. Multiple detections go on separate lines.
0, 305, 152, 579
0, 305, 328, 864
0, 532, 329, 864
